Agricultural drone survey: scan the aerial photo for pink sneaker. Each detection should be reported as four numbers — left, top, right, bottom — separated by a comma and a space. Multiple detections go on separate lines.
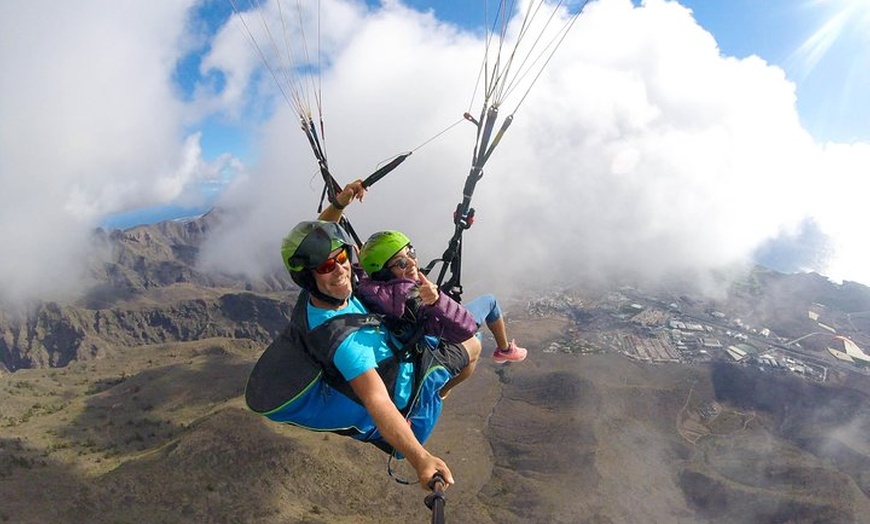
492, 340, 528, 364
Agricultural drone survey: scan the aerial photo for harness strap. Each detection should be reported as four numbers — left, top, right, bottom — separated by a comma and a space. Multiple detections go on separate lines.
296, 292, 428, 417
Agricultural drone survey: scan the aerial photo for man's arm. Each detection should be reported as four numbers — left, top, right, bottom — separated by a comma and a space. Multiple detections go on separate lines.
318, 179, 366, 222
348, 369, 454, 489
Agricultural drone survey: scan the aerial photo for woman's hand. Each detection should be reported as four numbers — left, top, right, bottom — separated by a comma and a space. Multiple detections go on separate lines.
417, 273, 440, 306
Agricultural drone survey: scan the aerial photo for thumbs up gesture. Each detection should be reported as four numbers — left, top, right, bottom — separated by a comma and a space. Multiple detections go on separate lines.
417, 273, 440, 306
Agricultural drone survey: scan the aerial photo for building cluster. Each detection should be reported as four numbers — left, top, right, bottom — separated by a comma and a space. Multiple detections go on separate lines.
521, 288, 858, 384
622, 333, 680, 363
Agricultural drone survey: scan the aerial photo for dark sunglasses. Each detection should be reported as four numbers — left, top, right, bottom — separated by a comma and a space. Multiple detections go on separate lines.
387, 246, 417, 270
315, 248, 349, 274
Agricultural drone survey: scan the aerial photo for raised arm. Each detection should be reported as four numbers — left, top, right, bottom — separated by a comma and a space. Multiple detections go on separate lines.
349, 369, 454, 490
318, 179, 367, 222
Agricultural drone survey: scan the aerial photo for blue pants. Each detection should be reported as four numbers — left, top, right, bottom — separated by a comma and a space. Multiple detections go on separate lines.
464, 294, 502, 327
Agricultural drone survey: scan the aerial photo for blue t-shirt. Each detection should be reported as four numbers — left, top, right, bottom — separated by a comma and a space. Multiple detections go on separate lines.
307, 296, 414, 410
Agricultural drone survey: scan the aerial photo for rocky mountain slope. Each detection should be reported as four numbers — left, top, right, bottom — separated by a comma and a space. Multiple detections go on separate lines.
1, 217, 869, 523
0, 214, 293, 372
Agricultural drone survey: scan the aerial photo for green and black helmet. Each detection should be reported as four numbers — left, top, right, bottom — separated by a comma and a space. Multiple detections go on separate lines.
359, 230, 411, 277
281, 220, 353, 303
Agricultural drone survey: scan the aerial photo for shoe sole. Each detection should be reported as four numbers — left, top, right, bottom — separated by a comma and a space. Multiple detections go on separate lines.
492, 355, 527, 364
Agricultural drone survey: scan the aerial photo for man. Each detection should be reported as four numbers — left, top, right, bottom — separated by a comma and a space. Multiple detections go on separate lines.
246, 180, 481, 489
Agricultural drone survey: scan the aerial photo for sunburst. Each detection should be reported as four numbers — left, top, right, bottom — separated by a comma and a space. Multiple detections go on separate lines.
791, 0, 870, 77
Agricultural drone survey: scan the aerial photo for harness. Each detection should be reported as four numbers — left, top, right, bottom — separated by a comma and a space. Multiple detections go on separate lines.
245, 291, 446, 453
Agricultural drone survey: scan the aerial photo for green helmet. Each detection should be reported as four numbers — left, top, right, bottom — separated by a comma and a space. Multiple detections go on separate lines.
359, 230, 411, 275
281, 220, 352, 279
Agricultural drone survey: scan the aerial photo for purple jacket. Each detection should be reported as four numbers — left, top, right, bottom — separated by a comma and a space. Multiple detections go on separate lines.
353, 266, 477, 343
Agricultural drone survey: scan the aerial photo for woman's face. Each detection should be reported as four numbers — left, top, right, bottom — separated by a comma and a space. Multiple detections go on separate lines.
312, 247, 353, 300
387, 245, 419, 281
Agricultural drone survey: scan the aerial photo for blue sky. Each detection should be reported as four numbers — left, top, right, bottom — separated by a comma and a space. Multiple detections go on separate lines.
2, 0, 869, 302
678, 0, 870, 144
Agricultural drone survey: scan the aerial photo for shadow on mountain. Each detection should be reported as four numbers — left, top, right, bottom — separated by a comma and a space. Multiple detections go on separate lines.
0, 410, 430, 523
479, 357, 701, 523
86, 408, 425, 523
477, 355, 870, 524
711, 362, 869, 496
671, 362, 870, 523
0, 436, 107, 523
481, 367, 601, 522
56, 346, 253, 455
81, 282, 141, 309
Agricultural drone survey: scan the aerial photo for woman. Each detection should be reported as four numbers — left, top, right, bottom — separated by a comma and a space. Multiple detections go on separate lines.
358, 230, 528, 364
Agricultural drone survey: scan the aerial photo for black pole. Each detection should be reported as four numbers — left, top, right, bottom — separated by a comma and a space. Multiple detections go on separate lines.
362, 152, 412, 188
424, 474, 446, 524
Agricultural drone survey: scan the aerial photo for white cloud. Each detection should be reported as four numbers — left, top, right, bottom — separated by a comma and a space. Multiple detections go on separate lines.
810, 141, 870, 284
199, 0, 870, 299
2, 0, 868, 304
0, 1, 235, 302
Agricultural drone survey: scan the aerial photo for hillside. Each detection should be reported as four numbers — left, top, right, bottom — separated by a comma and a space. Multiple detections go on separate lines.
1, 217, 869, 523
2, 336, 867, 523
0, 214, 293, 373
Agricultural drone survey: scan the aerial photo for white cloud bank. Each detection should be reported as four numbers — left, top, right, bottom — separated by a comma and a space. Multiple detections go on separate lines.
1, 0, 867, 304
0, 1, 235, 302
198, 0, 869, 298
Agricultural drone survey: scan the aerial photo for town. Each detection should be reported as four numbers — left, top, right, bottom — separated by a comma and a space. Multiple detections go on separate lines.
522, 284, 870, 385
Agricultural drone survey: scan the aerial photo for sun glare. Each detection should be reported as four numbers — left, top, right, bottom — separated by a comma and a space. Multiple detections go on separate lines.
794, 0, 870, 76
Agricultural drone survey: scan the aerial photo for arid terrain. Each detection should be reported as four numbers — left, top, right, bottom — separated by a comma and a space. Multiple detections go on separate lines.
1, 218, 868, 523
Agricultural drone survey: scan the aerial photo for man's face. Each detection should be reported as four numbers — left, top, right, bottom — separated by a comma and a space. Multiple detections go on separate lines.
387, 245, 419, 281
312, 247, 353, 300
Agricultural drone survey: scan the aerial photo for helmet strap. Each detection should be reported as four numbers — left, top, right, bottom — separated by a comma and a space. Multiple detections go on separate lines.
309, 286, 347, 307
